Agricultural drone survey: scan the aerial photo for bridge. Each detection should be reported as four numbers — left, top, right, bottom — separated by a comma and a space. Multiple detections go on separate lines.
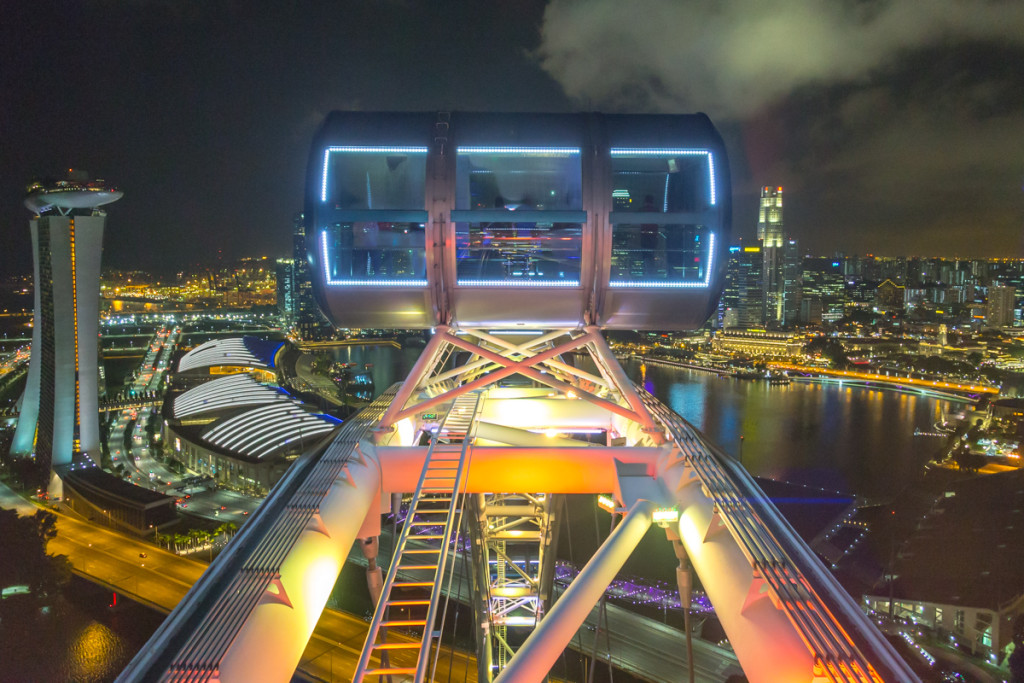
117, 111, 915, 683
297, 339, 402, 351
773, 363, 995, 401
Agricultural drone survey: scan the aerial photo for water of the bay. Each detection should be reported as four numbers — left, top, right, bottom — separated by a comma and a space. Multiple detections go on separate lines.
629, 358, 956, 501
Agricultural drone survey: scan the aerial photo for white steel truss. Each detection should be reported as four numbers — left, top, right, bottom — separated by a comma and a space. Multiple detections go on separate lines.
375, 325, 664, 441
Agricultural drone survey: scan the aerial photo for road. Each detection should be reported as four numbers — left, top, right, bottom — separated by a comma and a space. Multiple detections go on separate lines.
0, 483, 476, 683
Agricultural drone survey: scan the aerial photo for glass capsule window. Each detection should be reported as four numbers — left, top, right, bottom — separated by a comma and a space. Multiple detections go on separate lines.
321, 147, 427, 209
321, 221, 427, 285
320, 147, 428, 285
454, 148, 584, 286
609, 149, 717, 287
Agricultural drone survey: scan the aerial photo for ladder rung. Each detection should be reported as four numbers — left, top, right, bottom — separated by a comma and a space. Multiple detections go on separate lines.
373, 642, 422, 650
415, 535, 444, 539
364, 667, 418, 676
409, 521, 441, 526
403, 548, 441, 554
381, 619, 427, 627
394, 581, 434, 587
398, 564, 439, 570
388, 599, 431, 606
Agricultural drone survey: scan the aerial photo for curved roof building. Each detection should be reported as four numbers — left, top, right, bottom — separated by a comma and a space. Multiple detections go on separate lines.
178, 336, 284, 373
164, 372, 340, 494
305, 112, 731, 330
172, 372, 294, 420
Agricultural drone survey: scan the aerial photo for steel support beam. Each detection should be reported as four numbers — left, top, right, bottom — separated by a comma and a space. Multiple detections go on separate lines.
492, 499, 657, 683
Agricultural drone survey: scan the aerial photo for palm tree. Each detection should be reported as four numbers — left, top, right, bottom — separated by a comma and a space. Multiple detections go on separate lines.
171, 533, 187, 553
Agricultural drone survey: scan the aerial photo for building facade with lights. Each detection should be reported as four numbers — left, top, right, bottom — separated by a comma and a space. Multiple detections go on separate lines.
12, 171, 121, 495
757, 186, 785, 324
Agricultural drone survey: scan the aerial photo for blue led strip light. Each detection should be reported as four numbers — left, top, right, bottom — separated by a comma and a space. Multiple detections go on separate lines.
320, 231, 428, 287
610, 148, 717, 207
456, 147, 580, 155
457, 279, 580, 287
609, 232, 715, 289
320, 146, 428, 202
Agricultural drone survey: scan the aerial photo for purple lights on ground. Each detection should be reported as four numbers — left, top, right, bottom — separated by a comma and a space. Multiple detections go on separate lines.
388, 509, 715, 615
554, 561, 714, 614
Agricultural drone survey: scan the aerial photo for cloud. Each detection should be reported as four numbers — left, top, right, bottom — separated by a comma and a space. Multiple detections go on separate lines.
535, 0, 1024, 117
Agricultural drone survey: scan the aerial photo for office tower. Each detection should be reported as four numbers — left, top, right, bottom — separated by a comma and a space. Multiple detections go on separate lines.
757, 186, 785, 325
275, 257, 295, 323
291, 212, 327, 338
721, 246, 764, 328
801, 257, 846, 323
987, 284, 1016, 327
782, 238, 802, 325
11, 171, 121, 495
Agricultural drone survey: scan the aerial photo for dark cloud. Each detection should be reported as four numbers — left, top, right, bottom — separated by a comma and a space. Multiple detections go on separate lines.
536, 0, 1024, 256
535, 0, 1024, 117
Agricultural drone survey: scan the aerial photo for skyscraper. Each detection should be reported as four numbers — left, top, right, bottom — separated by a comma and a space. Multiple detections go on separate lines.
721, 246, 765, 329
12, 171, 121, 495
275, 257, 295, 323
987, 284, 1016, 327
782, 237, 802, 326
291, 212, 327, 338
757, 186, 785, 325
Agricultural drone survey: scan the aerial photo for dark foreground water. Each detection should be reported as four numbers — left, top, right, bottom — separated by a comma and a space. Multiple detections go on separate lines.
0, 576, 165, 683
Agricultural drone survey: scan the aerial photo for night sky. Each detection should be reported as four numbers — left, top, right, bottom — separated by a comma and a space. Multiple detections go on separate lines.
2, 0, 1023, 277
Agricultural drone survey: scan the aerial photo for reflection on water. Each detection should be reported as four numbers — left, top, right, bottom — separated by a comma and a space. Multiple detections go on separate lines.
631, 360, 954, 500
325, 343, 423, 393
0, 576, 163, 682
68, 621, 124, 682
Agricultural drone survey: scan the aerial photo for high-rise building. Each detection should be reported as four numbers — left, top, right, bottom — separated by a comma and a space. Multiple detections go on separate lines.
757, 186, 785, 325
291, 212, 328, 338
987, 284, 1016, 327
782, 238, 802, 326
275, 257, 295, 323
721, 246, 764, 328
801, 257, 846, 323
12, 171, 121, 495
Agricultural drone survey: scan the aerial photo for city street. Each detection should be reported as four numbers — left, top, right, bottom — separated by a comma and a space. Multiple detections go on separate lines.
0, 478, 474, 682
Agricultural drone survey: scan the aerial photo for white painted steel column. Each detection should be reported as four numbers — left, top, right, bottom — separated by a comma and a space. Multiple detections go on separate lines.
215, 440, 382, 682
658, 456, 815, 682
493, 499, 657, 683
376, 325, 449, 431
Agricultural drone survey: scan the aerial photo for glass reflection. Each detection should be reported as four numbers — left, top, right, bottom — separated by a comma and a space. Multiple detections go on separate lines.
324, 222, 426, 282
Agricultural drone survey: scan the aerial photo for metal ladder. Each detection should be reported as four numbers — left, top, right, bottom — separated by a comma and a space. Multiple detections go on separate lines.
353, 391, 481, 682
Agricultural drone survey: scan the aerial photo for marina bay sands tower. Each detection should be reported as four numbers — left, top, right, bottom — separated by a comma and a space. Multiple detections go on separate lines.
11, 171, 121, 495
